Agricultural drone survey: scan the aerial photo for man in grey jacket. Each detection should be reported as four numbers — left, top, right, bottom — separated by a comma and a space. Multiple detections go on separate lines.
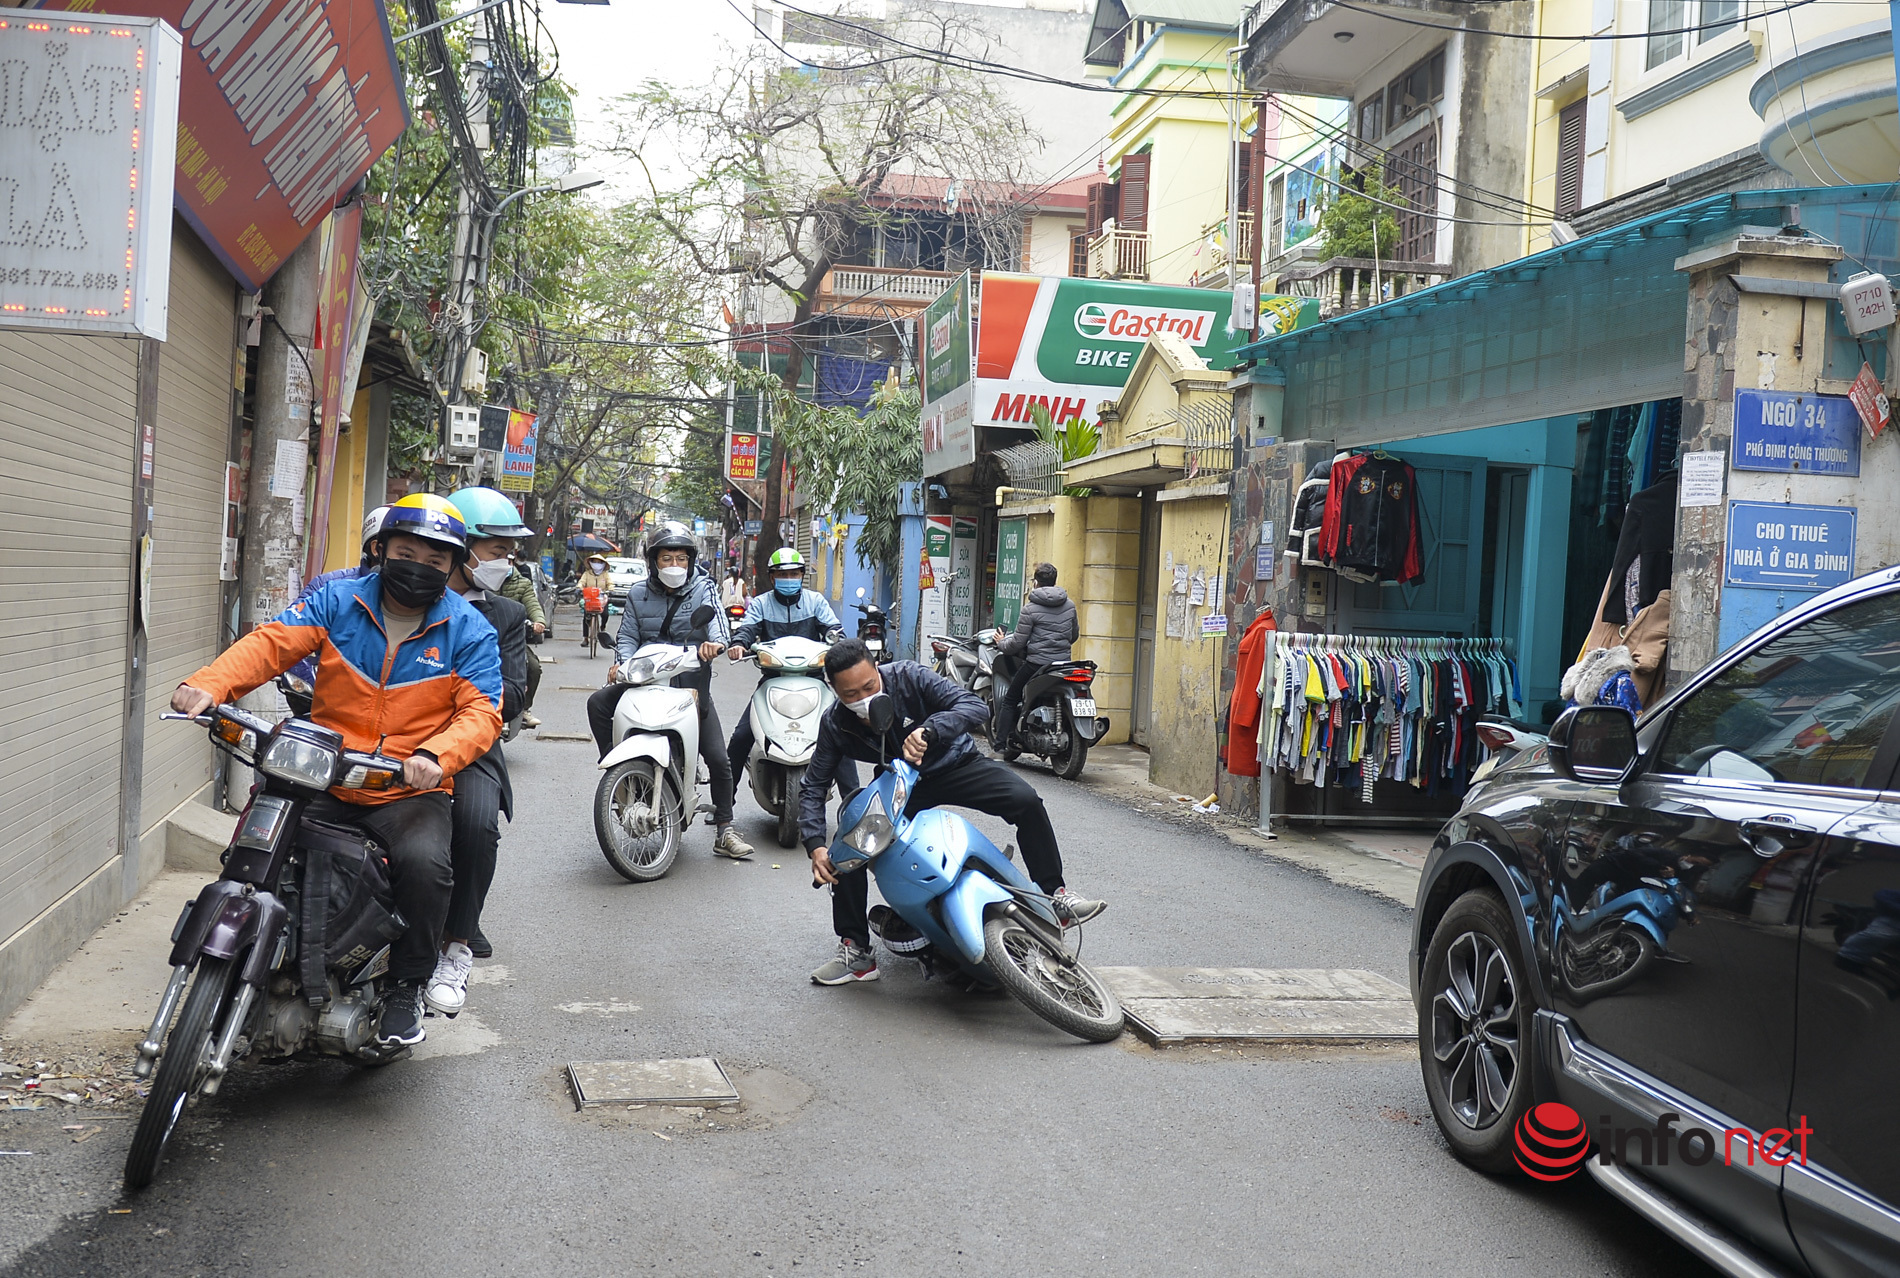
991, 562, 1077, 748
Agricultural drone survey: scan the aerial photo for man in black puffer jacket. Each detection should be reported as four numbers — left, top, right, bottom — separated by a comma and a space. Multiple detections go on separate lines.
991, 562, 1077, 748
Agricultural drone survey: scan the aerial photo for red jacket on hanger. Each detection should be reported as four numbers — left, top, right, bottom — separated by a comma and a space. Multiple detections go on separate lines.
1225, 609, 1278, 777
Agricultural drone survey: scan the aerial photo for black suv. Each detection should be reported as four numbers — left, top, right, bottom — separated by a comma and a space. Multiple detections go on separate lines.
1414, 567, 1900, 1278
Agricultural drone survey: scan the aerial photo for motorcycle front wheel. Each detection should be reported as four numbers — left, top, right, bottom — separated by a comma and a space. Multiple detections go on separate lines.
775, 765, 803, 848
982, 915, 1123, 1042
595, 760, 682, 882
125, 956, 235, 1190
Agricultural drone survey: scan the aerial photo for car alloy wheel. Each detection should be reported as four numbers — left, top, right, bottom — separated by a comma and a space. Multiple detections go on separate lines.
1431, 929, 1521, 1130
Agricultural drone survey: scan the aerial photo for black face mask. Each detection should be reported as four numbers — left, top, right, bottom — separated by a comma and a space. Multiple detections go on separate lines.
381, 557, 450, 610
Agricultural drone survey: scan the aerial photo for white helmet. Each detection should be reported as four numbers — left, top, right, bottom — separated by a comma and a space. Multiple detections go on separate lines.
360, 505, 391, 551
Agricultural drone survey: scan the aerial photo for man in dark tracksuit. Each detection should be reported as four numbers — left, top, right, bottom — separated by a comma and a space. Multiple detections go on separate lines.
797, 639, 1107, 985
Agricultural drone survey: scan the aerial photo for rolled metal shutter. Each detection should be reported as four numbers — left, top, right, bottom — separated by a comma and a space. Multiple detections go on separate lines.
0, 331, 138, 945
142, 228, 239, 829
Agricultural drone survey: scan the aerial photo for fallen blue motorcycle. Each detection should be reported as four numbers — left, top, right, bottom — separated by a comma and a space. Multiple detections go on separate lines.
829, 748, 1124, 1043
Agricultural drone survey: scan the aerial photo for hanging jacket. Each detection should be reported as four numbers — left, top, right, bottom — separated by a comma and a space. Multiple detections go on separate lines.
1601, 471, 1677, 625
1319, 453, 1425, 584
1225, 609, 1278, 777
997, 585, 1078, 666
182, 572, 503, 804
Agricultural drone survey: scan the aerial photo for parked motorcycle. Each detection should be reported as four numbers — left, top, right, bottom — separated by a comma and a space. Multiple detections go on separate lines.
592, 604, 717, 882
742, 634, 838, 848
1471, 715, 1547, 783
988, 654, 1105, 780
1552, 868, 1694, 1001
126, 705, 412, 1190
851, 587, 888, 656
931, 631, 996, 700
828, 701, 1123, 1042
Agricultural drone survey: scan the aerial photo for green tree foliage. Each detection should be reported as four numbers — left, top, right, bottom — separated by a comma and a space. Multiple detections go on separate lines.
1317, 174, 1404, 261
773, 377, 921, 573
1028, 403, 1099, 498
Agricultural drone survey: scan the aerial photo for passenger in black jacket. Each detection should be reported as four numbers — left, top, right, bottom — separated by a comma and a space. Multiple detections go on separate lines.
799, 640, 1107, 985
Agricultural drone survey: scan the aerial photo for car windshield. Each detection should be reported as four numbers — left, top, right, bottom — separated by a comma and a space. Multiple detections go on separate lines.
606, 558, 641, 577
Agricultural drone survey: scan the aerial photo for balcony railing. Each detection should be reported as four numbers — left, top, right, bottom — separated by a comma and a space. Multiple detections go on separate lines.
814, 265, 962, 314
1269, 255, 1455, 320
1178, 398, 1234, 481
1087, 226, 1149, 281
1201, 213, 1257, 270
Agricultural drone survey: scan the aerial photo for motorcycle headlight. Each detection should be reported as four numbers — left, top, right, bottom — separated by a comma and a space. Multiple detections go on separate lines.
258, 726, 341, 790
757, 649, 783, 669
621, 657, 655, 685
767, 685, 819, 718
839, 791, 895, 856
889, 771, 908, 816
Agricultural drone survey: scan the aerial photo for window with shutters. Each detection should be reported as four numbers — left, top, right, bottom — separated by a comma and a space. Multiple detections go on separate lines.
1068, 225, 1087, 277
1554, 98, 1586, 219
1235, 142, 1255, 213
1086, 181, 1119, 233
1118, 152, 1151, 232
1268, 173, 1285, 259
1386, 126, 1439, 262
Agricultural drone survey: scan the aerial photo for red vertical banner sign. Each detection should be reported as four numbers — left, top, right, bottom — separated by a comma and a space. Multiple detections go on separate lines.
304, 204, 362, 579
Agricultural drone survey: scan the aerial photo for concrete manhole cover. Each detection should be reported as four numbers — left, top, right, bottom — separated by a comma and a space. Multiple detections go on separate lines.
567, 1058, 740, 1109
1096, 968, 1416, 1045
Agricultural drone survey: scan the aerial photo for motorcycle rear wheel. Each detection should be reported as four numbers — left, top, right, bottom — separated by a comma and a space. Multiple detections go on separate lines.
596, 760, 681, 882
125, 956, 234, 1190
1051, 730, 1088, 780
982, 915, 1123, 1042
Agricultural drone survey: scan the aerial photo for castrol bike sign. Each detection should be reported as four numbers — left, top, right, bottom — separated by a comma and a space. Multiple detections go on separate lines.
975, 273, 1243, 429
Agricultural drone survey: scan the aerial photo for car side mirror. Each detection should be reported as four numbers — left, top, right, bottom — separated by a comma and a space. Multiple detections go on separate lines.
690, 604, 715, 628
1549, 705, 1639, 784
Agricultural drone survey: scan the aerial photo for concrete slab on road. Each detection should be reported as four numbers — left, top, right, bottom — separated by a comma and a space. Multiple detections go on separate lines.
1099, 967, 1416, 1044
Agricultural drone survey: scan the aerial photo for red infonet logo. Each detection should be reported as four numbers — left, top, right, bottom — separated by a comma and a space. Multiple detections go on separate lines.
1515, 1102, 1590, 1180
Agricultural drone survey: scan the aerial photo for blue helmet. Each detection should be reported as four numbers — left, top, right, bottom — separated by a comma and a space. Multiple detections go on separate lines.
446, 486, 532, 540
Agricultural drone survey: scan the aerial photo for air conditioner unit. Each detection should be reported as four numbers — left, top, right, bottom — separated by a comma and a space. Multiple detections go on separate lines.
444, 405, 481, 457
461, 348, 489, 397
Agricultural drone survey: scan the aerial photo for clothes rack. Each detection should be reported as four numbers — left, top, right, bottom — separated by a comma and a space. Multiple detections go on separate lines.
1253, 630, 1521, 832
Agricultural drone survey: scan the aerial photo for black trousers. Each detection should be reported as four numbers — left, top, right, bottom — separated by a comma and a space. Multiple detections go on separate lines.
587, 683, 735, 824
524, 647, 541, 711
728, 699, 860, 801
995, 661, 1044, 744
305, 791, 452, 985
445, 762, 503, 941
829, 754, 1064, 946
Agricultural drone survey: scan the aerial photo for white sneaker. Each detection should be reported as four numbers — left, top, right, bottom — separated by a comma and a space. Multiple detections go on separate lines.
423, 942, 474, 1018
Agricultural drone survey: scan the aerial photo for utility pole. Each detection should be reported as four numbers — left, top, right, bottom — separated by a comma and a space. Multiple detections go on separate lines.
441, 15, 493, 481
241, 232, 322, 630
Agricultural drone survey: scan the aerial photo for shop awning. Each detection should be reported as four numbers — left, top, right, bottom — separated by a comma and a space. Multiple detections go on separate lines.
1234, 186, 1896, 448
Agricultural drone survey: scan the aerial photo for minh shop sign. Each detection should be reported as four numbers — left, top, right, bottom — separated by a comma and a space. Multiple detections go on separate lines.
39, 0, 408, 294
0, 13, 181, 338
974, 273, 1246, 428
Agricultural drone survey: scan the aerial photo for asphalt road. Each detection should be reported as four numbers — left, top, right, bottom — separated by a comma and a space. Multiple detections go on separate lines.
1, 629, 1714, 1277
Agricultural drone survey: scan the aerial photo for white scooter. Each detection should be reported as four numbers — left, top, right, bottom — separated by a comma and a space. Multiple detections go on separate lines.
593, 604, 716, 882
743, 633, 837, 848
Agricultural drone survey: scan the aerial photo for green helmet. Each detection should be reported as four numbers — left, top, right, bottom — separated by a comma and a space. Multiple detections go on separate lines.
768, 547, 805, 571
446, 486, 532, 540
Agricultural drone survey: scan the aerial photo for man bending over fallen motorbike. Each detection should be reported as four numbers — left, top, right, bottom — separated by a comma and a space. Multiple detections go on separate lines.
797, 638, 1107, 986
170, 494, 503, 1049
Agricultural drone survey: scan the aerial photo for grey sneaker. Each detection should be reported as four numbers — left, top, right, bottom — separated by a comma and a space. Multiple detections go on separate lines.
810, 939, 879, 985
712, 827, 755, 860
1052, 887, 1107, 926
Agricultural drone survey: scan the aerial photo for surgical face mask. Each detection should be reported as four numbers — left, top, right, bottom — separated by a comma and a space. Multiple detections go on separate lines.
773, 575, 803, 598
844, 692, 878, 720
381, 557, 449, 610
658, 564, 689, 589
588, 560, 606, 573
471, 557, 513, 593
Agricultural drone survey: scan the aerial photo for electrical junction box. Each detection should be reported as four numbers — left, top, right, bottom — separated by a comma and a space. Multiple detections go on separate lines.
444, 405, 480, 457
1841, 272, 1894, 336
461, 348, 489, 397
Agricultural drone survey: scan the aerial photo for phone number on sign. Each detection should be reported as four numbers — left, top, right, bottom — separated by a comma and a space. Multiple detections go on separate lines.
0, 268, 121, 289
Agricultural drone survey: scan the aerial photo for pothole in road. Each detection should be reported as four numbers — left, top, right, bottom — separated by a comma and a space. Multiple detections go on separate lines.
558, 1065, 813, 1139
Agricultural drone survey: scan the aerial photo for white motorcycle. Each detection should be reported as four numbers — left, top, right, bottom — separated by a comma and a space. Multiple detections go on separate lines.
593, 604, 716, 882
743, 634, 838, 848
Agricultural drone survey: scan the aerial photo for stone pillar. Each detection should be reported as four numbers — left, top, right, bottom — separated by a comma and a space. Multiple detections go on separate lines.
1670, 232, 1845, 685
1078, 495, 1141, 744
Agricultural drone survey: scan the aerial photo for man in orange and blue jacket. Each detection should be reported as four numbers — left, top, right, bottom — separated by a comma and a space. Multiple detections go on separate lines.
172, 494, 502, 1048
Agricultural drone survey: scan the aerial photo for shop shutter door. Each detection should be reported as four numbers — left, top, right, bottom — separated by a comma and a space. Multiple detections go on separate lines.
1335, 451, 1487, 637
0, 332, 138, 944
1119, 153, 1150, 232
143, 228, 238, 830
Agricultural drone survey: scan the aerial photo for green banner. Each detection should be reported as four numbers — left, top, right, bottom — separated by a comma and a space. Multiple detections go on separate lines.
993, 518, 1027, 631
1030, 277, 1251, 386
923, 272, 972, 404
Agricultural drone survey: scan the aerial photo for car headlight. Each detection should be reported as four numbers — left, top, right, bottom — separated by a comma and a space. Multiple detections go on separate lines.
258, 730, 340, 790
622, 657, 655, 685
767, 685, 818, 718
839, 791, 895, 856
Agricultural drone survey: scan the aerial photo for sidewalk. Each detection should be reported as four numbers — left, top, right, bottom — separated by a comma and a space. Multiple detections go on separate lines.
1069, 743, 1425, 908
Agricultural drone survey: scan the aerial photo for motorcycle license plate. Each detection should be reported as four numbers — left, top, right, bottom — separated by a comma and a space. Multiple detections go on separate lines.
1070, 698, 1097, 716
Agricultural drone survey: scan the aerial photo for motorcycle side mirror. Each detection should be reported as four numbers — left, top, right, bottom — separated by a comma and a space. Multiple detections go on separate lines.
690, 604, 716, 628
855, 587, 865, 599
865, 694, 897, 734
